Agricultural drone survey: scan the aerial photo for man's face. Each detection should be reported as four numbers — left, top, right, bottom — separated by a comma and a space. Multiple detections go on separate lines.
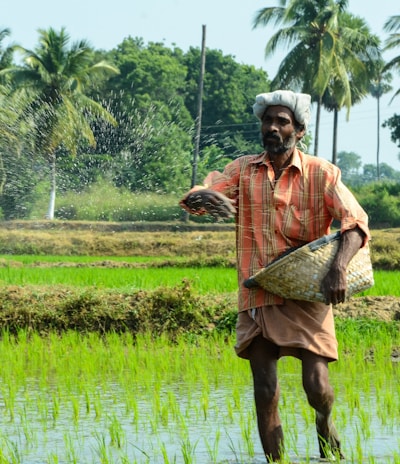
261, 105, 303, 155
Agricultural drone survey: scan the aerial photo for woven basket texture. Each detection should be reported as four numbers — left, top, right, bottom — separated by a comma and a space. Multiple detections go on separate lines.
248, 234, 374, 302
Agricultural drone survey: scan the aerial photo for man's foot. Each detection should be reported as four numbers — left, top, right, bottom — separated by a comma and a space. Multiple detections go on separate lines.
316, 413, 345, 460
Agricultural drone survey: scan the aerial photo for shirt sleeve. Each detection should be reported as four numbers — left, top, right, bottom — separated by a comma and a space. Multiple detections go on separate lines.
179, 160, 241, 215
327, 170, 371, 246
203, 161, 241, 199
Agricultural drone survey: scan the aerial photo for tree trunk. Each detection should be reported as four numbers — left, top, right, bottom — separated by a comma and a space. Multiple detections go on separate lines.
0, 152, 6, 194
46, 153, 56, 220
376, 95, 381, 181
331, 108, 338, 165
191, 24, 206, 189
314, 97, 322, 156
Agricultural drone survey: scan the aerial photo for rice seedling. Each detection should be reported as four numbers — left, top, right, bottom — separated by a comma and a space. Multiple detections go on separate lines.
204, 429, 220, 463
0, 258, 398, 297
0, 318, 398, 462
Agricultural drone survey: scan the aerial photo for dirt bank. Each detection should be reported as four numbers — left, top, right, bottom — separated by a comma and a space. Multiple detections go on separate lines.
334, 296, 400, 321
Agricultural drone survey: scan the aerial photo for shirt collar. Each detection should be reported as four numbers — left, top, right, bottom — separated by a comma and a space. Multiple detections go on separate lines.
251, 148, 303, 175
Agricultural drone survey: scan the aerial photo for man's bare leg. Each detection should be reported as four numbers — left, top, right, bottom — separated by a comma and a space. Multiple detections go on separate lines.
248, 335, 283, 462
301, 350, 344, 459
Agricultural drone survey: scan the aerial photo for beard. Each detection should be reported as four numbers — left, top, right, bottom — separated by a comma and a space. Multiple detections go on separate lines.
263, 131, 297, 155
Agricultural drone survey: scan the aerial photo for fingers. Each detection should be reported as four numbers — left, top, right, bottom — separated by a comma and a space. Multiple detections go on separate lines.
322, 285, 347, 305
184, 190, 236, 219
184, 192, 206, 210
321, 268, 348, 305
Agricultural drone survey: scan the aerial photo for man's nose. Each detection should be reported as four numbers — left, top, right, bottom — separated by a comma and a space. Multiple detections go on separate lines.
267, 122, 279, 132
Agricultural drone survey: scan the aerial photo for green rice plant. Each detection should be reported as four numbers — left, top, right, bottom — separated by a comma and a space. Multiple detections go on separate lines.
204, 428, 220, 463
200, 389, 209, 420
0, 262, 398, 297
51, 391, 60, 424
225, 431, 243, 463
361, 269, 400, 296
1, 384, 16, 422
160, 442, 176, 464
0, 437, 21, 464
180, 436, 198, 464
131, 444, 150, 463
92, 432, 112, 464
63, 432, 78, 464
108, 414, 125, 449
45, 453, 59, 463
240, 410, 255, 457
0, 325, 398, 462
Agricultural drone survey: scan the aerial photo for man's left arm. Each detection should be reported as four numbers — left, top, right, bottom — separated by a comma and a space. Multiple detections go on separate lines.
321, 227, 365, 305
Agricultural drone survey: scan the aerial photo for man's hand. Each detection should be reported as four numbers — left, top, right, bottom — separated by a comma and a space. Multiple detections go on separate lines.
183, 188, 236, 219
321, 228, 365, 305
321, 266, 347, 305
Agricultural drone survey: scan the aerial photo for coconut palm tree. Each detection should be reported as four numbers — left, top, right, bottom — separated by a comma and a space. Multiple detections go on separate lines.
383, 15, 400, 101
2, 27, 119, 219
252, 0, 384, 159
0, 28, 19, 196
253, 0, 352, 156
369, 60, 392, 179
0, 28, 14, 74
322, 13, 381, 165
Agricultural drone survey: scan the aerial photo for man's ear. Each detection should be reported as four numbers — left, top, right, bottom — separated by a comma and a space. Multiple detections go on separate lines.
296, 126, 306, 140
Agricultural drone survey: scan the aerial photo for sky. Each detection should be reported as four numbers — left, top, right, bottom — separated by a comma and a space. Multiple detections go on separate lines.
2, 0, 400, 169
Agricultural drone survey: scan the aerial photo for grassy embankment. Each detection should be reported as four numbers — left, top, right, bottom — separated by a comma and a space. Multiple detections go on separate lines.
0, 221, 399, 335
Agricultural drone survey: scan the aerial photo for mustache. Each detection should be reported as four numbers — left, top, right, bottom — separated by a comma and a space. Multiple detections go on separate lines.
263, 132, 281, 142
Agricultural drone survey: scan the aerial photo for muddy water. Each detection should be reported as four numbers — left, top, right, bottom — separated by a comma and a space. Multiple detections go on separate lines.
0, 368, 398, 463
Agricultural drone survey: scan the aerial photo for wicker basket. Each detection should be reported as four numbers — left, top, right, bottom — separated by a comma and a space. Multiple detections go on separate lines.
243, 232, 374, 302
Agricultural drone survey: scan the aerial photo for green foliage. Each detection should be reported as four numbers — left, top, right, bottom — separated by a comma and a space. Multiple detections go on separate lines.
355, 181, 400, 227
0, 282, 229, 339
0, 150, 44, 219
383, 113, 400, 149
1, 26, 400, 222
337, 151, 362, 175
184, 47, 269, 156
48, 181, 183, 221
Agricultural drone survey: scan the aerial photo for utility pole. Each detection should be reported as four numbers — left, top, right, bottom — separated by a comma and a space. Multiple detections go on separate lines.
191, 24, 206, 188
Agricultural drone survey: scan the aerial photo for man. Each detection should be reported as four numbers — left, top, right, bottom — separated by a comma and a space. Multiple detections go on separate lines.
180, 90, 370, 462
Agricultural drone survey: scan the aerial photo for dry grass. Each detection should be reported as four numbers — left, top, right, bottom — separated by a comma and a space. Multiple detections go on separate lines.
0, 221, 399, 270
0, 220, 236, 258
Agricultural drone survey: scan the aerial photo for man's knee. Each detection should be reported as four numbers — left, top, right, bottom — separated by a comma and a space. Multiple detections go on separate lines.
301, 351, 334, 408
248, 336, 279, 403
303, 374, 334, 410
252, 370, 280, 405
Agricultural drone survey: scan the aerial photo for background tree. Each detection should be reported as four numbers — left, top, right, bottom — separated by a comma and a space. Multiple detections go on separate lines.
253, 0, 352, 156
369, 60, 393, 179
0, 28, 14, 78
383, 15, 400, 100
0, 27, 16, 195
322, 13, 380, 165
88, 40, 270, 193
3, 27, 118, 219
337, 150, 362, 181
382, 114, 400, 155
184, 47, 269, 157
382, 14, 400, 164
85, 38, 194, 192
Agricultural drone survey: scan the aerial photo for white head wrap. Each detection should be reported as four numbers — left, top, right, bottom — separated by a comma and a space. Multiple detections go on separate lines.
253, 90, 311, 130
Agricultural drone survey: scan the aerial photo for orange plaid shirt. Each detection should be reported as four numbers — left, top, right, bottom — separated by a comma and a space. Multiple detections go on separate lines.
188, 149, 370, 311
